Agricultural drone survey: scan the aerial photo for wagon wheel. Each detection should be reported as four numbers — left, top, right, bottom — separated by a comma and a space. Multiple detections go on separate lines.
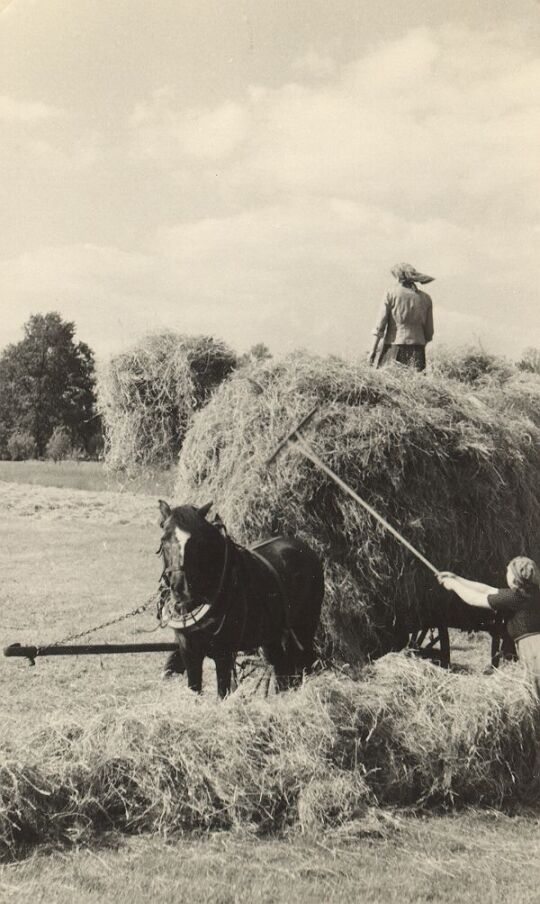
408, 625, 450, 669
489, 624, 518, 668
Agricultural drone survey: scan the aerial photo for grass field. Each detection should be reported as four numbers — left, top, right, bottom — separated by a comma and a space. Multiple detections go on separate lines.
0, 467, 539, 902
0, 460, 176, 497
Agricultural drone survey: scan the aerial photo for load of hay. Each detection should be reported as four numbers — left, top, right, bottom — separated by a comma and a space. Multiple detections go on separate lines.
97, 332, 237, 471
1, 659, 538, 858
431, 346, 540, 426
175, 352, 540, 662
430, 344, 516, 385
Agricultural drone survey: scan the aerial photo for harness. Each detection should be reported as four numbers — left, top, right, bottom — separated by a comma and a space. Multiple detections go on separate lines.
158, 535, 232, 630
249, 544, 304, 651
158, 531, 300, 648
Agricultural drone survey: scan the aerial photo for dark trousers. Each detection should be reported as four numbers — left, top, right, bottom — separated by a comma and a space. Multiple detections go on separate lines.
379, 344, 426, 372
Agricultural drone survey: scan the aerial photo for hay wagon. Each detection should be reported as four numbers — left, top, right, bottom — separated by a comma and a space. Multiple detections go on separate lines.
268, 405, 518, 672
403, 606, 514, 670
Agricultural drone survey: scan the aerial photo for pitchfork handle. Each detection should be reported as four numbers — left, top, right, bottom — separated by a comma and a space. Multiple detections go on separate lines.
296, 438, 440, 575
266, 404, 320, 465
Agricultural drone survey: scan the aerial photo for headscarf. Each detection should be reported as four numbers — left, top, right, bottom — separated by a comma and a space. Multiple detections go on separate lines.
507, 556, 540, 594
391, 263, 434, 285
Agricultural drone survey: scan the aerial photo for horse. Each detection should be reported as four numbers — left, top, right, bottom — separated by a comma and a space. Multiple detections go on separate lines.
157, 500, 324, 697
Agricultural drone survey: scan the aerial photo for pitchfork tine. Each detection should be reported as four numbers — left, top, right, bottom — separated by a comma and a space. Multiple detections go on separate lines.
266, 404, 319, 465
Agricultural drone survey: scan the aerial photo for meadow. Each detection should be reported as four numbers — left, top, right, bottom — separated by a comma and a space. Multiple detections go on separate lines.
0, 460, 176, 497
1, 463, 540, 903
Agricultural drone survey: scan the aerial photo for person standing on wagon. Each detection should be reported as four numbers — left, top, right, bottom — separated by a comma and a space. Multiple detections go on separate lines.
369, 263, 435, 371
437, 557, 540, 696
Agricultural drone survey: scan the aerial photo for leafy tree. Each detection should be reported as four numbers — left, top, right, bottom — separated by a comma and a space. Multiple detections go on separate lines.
7, 430, 36, 461
517, 347, 540, 375
0, 312, 97, 457
46, 426, 72, 462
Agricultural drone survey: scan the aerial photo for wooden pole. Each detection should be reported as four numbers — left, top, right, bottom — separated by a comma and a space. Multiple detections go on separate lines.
4, 641, 179, 665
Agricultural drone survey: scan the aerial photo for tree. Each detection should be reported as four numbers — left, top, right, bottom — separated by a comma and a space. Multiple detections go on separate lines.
7, 431, 36, 461
46, 426, 72, 462
517, 347, 540, 375
0, 312, 97, 457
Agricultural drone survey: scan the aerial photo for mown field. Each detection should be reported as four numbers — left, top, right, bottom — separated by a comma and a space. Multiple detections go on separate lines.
1, 463, 539, 903
0, 460, 176, 497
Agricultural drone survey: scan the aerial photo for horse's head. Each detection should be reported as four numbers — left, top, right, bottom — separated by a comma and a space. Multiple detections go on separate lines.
158, 500, 225, 617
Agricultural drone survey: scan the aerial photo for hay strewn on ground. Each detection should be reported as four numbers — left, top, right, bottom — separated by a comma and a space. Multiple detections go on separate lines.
97, 333, 237, 471
174, 353, 540, 661
1, 659, 538, 859
0, 481, 155, 525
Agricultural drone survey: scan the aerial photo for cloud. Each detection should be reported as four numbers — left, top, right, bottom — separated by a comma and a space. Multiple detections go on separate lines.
2, 23, 539, 361
226, 27, 540, 228
292, 49, 337, 79
0, 94, 61, 122
126, 25, 540, 230
0, 194, 529, 367
129, 90, 248, 161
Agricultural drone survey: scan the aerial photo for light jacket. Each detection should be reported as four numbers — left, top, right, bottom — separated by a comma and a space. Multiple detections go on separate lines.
373, 284, 434, 346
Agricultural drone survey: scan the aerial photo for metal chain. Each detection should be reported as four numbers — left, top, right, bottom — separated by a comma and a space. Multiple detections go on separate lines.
46, 590, 161, 649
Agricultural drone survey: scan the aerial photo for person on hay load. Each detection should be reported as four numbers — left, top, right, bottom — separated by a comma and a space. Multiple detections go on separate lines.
438, 557, 540, 696
369, 263, 435, 372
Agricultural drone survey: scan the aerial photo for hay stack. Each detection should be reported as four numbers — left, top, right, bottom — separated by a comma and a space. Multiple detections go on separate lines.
430, 345, 516, 385
175, 353, 540, 661
97, 332, 237, 471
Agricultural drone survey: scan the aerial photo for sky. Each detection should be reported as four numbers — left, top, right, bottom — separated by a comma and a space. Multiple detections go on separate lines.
1, 0, 539, 362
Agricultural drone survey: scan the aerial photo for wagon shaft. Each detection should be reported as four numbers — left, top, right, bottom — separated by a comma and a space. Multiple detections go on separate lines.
4, 641, 179, 665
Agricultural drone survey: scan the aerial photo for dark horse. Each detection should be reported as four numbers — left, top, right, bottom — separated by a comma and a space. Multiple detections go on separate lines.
157, 500, 324, 697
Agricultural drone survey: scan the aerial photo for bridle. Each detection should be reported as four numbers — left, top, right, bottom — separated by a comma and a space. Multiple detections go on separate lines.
157, 526, 232, 631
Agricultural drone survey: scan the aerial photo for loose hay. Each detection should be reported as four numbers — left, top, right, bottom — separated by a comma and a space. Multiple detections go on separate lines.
430, 345, 516, 385
97, 332, 237, 471
1, 659, 538, 858
174, 352, 540, 661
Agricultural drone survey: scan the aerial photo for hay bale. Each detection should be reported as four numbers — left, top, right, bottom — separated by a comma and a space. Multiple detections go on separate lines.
97, 332, 237, 471
1, 660, 538, 858
175, 352, 540, 661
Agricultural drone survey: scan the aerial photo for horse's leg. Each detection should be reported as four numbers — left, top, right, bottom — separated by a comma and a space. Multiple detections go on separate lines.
184, 652, 204, 693
174, 631, 204, 693
162, 647, 185, 679
260, 643, 292, 693
214, 653, 234, 699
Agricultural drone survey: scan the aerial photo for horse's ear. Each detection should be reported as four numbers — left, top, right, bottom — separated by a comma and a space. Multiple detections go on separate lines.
213, 512, 226, 534
197, 501, 213, 519
158, 499, 172, 526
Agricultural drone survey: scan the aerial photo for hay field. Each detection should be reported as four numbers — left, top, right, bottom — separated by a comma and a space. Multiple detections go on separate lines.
0, 460, 176, 497
1, 477, 540, 902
